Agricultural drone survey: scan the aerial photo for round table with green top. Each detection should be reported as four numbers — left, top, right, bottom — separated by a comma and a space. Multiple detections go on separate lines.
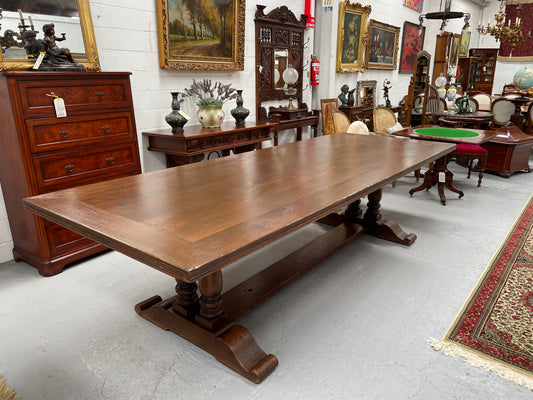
391, 125, 499, 205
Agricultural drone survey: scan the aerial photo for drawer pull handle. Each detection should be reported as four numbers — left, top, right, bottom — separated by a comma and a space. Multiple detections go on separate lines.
106, 157, 115, 164
59, 130, 69, 137
102, 125, 110, 133
97, 92, 105, 99
65, 164, 75, 173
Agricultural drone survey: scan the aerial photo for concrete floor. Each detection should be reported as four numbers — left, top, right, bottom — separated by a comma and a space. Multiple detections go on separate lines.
1, 159, 533, 400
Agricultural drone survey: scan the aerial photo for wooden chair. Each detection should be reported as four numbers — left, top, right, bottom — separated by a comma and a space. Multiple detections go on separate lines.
321, 98, 339, 135
468, 91, 492, 111
455, 97, 479, 113
448, 144, 488, 187
373, 105, 421, 183
491, 97, 515, 128
373, 106, 398, 136
332, 109, 351, 133
347, 120, 370, 135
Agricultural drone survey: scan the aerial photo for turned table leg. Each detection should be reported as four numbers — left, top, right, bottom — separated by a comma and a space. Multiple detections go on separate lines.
361, 189, 417, 245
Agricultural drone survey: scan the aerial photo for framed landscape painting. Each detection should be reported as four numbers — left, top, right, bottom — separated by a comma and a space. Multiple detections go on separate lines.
399, 21, 425, 73
336, 1, 372, 73
459, 31, 471, 56
365, 20, 400, 70
156, 0, 245, 70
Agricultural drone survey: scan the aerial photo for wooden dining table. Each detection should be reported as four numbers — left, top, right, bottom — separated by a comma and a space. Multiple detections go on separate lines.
22, 134, 454, 383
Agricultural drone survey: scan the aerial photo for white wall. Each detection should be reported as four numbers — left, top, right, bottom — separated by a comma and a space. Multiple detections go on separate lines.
0, 0, 531, 263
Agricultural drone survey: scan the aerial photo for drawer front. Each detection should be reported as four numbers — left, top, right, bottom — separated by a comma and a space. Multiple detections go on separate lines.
26, 112, 135, 154
33, 143, 140, 191
17, 77, 131, 117
45, 221, 96, 257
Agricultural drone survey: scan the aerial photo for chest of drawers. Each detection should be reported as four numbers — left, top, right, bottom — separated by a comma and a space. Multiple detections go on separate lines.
0, 71, 141, 276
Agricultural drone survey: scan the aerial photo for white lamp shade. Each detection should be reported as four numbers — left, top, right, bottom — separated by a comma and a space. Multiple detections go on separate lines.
282, 67, 298, 85
274, 69, 280, 84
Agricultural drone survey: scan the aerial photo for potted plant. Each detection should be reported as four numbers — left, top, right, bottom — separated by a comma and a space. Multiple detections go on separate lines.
184, 79, 238, 128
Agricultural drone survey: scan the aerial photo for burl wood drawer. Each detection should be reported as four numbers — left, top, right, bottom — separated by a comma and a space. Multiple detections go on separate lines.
44, 221, 96, 257
26, 111, 135, 154
33, 143, 140, 191
16, 77, 131, 117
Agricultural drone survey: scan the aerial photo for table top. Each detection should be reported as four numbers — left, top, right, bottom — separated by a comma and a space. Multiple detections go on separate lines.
23, 134, 454, 282
142, 120, 278, 139
436, 111, 494, 120
394, 125, 499, 145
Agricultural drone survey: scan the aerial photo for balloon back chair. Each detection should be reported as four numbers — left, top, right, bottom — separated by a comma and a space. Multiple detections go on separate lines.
321, 98, 339, 135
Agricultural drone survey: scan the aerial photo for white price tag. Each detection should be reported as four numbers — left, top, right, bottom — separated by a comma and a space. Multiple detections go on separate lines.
178, 110, 190, 120
54, 97, 67, 118
438, 172, 445, 183
32, 52, 45, 70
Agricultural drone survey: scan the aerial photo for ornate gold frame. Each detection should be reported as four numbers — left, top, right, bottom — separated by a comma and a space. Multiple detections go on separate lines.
0, 0, 100, 72
336, 1, 371, 73
156, 0, 245, 71
364, 19, 400, 70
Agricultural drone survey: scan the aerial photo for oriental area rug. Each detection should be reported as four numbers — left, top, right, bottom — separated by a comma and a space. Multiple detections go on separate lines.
0, 376, 21, 400
430, 194, 533, 390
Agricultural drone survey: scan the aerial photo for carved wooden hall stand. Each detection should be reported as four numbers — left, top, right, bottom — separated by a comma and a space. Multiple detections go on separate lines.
23, 135, 454, 383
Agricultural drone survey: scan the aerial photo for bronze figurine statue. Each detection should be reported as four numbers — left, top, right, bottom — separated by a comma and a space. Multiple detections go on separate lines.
38, 23, 86, 71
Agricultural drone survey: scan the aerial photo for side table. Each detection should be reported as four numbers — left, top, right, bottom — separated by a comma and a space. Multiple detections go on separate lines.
143, 121, 277, 167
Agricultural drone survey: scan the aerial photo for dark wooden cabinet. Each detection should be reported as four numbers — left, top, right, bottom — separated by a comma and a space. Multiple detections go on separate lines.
468, 48, 498, 94
0, 71, 141, 276
457, 56, 481, 91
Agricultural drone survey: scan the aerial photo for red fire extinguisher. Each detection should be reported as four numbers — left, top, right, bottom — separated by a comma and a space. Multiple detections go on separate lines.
311, 56, 319, 86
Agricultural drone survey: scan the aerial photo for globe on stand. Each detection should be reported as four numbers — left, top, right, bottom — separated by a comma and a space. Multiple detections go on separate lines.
513, 67, 533, 99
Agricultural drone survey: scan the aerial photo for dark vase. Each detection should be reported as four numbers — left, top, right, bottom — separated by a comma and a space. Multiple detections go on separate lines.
165, 92, 188, 133
230, 90, 250, 125
347, 89, 355, 107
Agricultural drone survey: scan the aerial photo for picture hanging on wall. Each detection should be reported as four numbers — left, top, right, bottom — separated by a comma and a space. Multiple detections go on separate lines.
156, 0, 245, 70
365, 19, 400, 70
403, 0, 424, 13
399, 21, 425, 73
449, 33, 461, 67
336, 1, 372, 73
459, 31, 471, 56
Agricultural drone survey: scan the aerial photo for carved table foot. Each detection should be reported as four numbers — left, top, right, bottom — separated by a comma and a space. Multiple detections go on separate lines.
349, 190, 416, 246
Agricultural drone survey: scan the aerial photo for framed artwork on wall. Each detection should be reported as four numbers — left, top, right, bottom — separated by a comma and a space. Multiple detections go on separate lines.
449, 33, 461, 67
399, 21, 425, 73
156, 0, 245, 70
365, 19, 400, 70
335, 1, 372, 73
459, 31, 471, 56
403, 0, 424, 13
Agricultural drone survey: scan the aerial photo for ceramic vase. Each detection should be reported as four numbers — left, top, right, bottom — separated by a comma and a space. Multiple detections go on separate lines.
165, 92, 188, 133
230, 90, 250, 125
197, 105, 225, 128
446, 85, 457, 102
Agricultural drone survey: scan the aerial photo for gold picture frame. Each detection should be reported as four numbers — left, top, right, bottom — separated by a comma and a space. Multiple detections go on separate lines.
156, 0, 245, 71
336, 1, 371, 73
364, 19, 400, 70
0, 0, 100, 71
449, 33, 462, 67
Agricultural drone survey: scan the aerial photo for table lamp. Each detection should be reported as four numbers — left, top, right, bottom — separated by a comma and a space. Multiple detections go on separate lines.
283, 66, 299, 110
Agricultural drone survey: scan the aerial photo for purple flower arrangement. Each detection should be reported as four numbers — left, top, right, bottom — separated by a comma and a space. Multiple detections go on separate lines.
184, 79, 238, 107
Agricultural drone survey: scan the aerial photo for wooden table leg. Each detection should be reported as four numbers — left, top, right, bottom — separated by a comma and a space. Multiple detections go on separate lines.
358, 189, 417, 245
408, 156, 464, 205
135, 271, 278, 384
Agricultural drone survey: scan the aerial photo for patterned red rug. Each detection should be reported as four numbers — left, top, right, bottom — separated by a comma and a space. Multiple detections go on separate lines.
431, 195, 533, 390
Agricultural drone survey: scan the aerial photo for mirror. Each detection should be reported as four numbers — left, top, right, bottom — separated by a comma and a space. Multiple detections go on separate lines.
356, 80, 377, 108
274, 49, 288, 90
254, 5, 306, 120
0, 0, 99, 71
